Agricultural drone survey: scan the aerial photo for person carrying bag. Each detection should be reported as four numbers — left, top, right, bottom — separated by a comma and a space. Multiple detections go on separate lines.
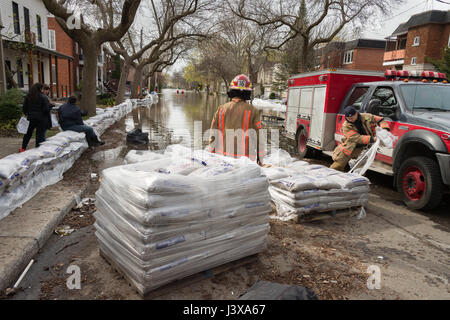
20, 83, 51, 152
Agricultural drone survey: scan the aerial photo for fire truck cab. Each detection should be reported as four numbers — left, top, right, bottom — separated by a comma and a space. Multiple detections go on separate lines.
284, 69, 450, 210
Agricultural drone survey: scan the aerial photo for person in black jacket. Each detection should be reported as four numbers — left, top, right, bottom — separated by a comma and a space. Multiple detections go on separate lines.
41, 84, 56, 142
20, 83, 51, 152
58, 96, 104, 147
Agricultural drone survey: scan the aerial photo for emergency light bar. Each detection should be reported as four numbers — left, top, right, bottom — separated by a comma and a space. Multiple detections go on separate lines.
385, 70, 448, 82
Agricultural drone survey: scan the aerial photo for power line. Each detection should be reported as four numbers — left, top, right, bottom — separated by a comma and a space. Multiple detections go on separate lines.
379, 0, 428, 23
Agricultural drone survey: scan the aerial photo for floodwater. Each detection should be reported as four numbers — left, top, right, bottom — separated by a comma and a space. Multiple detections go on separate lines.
124, 89, 229, 151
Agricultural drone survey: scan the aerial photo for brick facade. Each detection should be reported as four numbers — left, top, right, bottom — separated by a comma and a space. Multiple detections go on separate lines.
342, 48, 386, 71
47, 16, 77, 98
404, 24, 450, 69
315, 40, 386, 72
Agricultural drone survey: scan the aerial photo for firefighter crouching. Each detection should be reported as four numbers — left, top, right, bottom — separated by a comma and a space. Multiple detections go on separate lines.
209, 74, 266, 165
330, 106, 390, 171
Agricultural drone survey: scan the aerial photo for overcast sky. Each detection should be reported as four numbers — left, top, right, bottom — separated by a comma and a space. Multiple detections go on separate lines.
362, 0, 449, 39
167, 0, 450, 75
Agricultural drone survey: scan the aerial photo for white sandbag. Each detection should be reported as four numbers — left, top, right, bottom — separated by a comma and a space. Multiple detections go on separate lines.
36, 145, 64, 158
263, 149, 294, 167
261, 167, 296, 181
272, 175, 341, 192
56, 131, 86, 142
328, 173, 370, 189
124, 150, 165, 164
286, 160, 310, 170
43, 136, 71, 148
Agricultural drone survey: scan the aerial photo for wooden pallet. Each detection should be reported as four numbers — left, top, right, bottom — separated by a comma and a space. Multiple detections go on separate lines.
296, 206, 362, 223
100, 249, 259, 299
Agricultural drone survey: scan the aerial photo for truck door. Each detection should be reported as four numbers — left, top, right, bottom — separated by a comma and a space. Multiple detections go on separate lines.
365, 86, 400, 165
285, 88, 301, 137
308, 86, 327, 148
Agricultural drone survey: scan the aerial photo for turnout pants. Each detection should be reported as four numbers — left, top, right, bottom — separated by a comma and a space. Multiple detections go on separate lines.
330, 143, 364, 172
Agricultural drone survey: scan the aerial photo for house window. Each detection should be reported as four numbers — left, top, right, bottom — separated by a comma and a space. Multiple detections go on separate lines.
24, 7, 30, 32
48, 30, 56, 50
75, 42, 78, 54
413, 36, 420, 47
12, 2, 20, 35
411, 57, 417, 65
16, 59, 24, 88
343, 50, 354, 64
448, 35, 450, 47
37, 15, 42, 42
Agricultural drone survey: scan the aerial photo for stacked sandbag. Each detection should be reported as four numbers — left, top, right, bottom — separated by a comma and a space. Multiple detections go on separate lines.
262, 150, 370, 220
94, 146, 271, 295
0, 131, 88, 220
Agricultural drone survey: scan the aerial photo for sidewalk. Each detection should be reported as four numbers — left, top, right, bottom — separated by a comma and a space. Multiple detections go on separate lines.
0, 170, 91, 292
0, 137, 32, 159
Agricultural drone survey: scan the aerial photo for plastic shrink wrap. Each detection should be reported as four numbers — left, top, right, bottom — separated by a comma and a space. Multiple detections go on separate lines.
95, 148, 271, 294
262, 149, 371, 221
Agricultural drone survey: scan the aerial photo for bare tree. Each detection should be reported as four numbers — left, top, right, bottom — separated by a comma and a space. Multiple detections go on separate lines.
231, 0, 402, 72
42, 0, 142, 115
109, 0, 210, 101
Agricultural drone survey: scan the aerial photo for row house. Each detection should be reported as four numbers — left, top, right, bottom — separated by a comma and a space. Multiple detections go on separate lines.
0, 0, 73, 97
313, 38, 386, 71
383, 10, 450, 71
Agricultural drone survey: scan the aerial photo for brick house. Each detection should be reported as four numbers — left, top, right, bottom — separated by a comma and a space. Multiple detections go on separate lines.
0, 0, 73, 94
47, 14, 78, 98
313, 38, 386, 71
383, 10, 450, 71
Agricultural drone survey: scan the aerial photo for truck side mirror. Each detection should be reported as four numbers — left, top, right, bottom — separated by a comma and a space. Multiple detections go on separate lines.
366, 99, 381, 114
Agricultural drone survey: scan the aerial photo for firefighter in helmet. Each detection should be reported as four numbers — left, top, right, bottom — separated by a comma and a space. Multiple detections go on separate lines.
330, 106, 390, 171
209, 74, 265, 165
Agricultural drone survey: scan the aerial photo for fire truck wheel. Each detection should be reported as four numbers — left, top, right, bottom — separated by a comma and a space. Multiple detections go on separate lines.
296, 128, 312, 159
397, 156, 443, 211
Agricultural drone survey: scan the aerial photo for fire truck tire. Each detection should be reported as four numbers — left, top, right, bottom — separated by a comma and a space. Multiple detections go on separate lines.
296, 128, 312, 159
397, 156, 443, 211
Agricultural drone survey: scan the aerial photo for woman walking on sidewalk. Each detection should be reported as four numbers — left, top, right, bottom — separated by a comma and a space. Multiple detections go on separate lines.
20, 83, 52, 152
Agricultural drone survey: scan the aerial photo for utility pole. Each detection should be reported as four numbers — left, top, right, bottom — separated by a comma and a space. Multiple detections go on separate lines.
0, 11, 7, 95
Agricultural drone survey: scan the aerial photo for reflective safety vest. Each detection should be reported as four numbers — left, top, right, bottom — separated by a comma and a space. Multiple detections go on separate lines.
209, 98, 266, 161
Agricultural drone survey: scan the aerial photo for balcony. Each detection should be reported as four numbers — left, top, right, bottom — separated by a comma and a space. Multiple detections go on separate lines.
384, 49, 405, 61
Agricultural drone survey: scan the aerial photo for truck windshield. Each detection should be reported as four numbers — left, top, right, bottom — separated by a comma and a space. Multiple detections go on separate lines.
400, 84, 450, 112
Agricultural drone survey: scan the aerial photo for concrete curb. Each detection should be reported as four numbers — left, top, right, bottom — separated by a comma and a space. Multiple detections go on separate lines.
0, 180, 91, 292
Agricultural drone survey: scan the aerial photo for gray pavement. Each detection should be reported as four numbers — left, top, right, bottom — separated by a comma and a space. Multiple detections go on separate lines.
0, 174, 90, 292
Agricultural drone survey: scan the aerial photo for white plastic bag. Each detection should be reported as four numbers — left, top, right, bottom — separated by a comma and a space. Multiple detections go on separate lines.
51, 113, 59, 128
17, 116, 29, 134
348, 139, 380, 176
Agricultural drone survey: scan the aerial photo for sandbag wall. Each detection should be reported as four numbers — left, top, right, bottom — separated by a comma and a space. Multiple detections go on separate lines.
262, 150, 370, 221
94, 145, 271, 295
0, 99, 139, 220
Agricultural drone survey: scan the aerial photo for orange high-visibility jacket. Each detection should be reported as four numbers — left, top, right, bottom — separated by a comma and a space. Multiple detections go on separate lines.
209, 98, 266, 161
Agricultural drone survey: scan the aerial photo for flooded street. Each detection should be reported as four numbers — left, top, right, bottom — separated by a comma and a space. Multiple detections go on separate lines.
4, 89, 450, 301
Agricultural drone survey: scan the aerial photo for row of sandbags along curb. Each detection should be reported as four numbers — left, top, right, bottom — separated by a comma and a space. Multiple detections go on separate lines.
0, 98, 153, 221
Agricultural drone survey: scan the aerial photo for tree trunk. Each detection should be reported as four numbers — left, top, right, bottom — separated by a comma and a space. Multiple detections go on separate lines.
130, 65, 143, 99
116, 59, 130, 104
81, 44, 100, 115
5, 63, 18, 89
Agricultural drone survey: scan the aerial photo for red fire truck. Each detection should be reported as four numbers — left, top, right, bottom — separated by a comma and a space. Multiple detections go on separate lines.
284, 69, 450, 210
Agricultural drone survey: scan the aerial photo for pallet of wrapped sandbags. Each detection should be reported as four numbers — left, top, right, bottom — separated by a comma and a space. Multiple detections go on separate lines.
94, 147, 271, 295
261, 149, 371, 222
